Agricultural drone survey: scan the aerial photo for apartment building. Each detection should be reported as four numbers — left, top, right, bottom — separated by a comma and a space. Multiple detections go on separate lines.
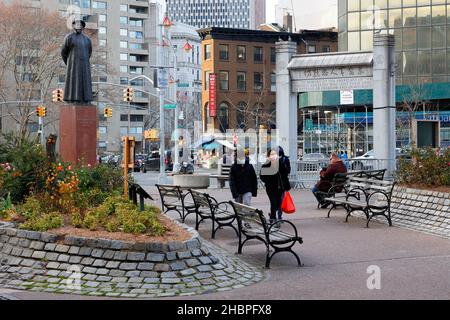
167, 0, 266, 29
198, 27, 338, 133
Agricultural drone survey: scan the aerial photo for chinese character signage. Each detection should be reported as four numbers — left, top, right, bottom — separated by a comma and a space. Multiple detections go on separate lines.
209, 73, 217, 117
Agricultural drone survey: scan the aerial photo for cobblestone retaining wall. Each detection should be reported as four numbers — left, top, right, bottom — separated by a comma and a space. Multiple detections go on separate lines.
389, 187, 450, 239
0, 220, 263, 298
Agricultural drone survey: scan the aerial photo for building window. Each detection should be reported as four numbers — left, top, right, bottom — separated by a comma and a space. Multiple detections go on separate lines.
130, 115, 144, 122
120, 65, 128, 73
120, 29, 128, 37
218, 103, 229, 133
308, 45, 316, 53
237, 45, 246, 61
254, 47, 263, 63
270, 72, 276, 92
99, 126, 107, 134
322, 46, 331, 53
219, 71, 229, 91
254, 72, 263, 91
120, 77, 128, 85
219, 44, 229, 60
237, 72, 246, 91
204, 44, 211, 60
120, 53, 128, 61
270, 47, 276, 63
120, 16, 128, 24
120, 126, 128, 135
120, 41, 128, 49
205, 71, 211, 90
120, 115, 128, 122
129, 127, 143, 134
99, 39, 107, 47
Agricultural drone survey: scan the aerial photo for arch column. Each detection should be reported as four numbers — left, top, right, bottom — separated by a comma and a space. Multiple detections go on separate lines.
276, 40, 298, 172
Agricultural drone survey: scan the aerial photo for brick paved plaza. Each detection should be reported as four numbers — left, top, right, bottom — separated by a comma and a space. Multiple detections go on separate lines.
1, 174, 449, 300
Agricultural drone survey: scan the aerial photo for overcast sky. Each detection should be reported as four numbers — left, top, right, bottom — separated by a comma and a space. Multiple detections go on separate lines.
266, 0, 338, 30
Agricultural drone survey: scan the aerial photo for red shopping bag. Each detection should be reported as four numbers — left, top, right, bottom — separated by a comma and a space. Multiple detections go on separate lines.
281, 191, 296, 214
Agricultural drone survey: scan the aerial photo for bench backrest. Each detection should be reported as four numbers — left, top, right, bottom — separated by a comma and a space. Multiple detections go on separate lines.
348, 178, 396, 207
219, 164, 232, 176
229, 201, 267, 238
190, 190, 217, 212
358, 169, 386, 180
156, 184, 183, 203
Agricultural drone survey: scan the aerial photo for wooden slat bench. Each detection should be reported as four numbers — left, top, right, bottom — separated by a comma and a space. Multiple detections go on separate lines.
324, 177, 396, 228
229, 201, 303, 269
155, 184, 196, 223
316, 169, 387, 210
210, 164, 232, 188
190, 190, 238, 239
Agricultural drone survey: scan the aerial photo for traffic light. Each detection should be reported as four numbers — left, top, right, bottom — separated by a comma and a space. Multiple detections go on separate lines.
52, 89, 64, 102
36, 105, 47, 118
123, 87, 134, 102
103, 107, 113, 118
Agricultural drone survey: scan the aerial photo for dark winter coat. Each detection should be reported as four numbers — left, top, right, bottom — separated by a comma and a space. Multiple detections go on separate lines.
229, 163, 258, 199
278, 146, 291, 175
316, 160, 348, 192
260, 160, 291, 193
61, 32, 93, 103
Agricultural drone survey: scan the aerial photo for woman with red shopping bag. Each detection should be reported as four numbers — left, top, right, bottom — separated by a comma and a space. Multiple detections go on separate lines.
260, 150, 293, 229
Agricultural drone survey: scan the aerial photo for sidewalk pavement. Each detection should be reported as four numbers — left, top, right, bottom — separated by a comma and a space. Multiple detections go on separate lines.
1, 186, 449, 300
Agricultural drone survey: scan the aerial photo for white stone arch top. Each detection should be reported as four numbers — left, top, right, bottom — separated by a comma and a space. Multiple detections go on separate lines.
288, 51, 374, 92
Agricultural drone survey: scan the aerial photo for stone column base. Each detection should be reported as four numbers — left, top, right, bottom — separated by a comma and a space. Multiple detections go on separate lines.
59, 104, 98, 165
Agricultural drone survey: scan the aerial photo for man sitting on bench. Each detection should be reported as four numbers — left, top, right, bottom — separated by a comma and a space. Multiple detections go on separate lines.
312, 153, 348, 208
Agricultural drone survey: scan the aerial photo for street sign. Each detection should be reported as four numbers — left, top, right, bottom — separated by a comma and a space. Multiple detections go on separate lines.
306, 119, 313, 131
209, 74, 217, 117
164, 104, 176, 109
177, 83, 189, 88
340, 90, 354, 105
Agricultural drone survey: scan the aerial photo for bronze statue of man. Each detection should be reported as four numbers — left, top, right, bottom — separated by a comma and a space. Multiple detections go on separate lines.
61, 20, 93, 103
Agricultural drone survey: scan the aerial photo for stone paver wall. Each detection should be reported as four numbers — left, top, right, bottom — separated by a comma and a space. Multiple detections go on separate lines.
0, 219, 263, 298
389, 187, 449, 239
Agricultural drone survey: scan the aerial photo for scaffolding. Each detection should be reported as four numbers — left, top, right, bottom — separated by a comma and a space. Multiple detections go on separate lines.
299, 108, 450, 158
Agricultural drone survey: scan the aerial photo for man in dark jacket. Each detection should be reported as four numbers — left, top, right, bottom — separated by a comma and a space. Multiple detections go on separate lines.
260, 150, 291, 225
229, 156, 258, 206
312, 153, 348, 208
277, 146, 291, 220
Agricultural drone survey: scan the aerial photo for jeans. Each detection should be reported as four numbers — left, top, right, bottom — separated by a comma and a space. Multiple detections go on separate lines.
267, 189, 283, 223
235, 192, 252, 206
277, 192, 285, 221
312, 186, 320, 203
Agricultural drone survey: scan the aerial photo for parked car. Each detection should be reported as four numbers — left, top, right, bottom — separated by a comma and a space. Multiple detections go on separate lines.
142, 151, 173, 173
350, 148, 407, 170
301, 153, 328, 162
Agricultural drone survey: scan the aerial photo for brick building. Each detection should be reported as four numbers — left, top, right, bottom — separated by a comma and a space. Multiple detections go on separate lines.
198, 27, 338, 133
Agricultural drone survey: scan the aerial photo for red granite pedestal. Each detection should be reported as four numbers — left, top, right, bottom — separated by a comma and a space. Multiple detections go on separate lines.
59, 104, 98, 165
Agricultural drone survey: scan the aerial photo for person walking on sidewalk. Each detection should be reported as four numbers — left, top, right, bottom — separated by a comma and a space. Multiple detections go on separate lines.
229, 153, 258, 206
277, 146, 291, 221
260, 150, 291, 226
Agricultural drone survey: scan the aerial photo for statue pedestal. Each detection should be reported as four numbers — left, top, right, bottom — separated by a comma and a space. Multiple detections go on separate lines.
59, 104, 98, 165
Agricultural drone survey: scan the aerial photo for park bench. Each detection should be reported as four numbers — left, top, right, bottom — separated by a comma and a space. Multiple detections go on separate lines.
155, 184, 196, 223
128, 183, 154, 211
229, 201, 303, 269
316, 169, 387, 209
190, 190, 238, 239
210, 164, 232, 188
324, 177, 396, 228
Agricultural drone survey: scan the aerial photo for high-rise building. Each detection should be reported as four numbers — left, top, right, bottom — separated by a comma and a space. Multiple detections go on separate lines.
166, 0, 266, 29
334, 0, 450, 149
0, 0, 203, 155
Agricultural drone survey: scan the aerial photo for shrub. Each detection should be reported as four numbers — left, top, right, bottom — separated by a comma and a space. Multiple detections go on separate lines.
396, 148, 450, 187
0, 133, 48, 203
19, 212, 64, 232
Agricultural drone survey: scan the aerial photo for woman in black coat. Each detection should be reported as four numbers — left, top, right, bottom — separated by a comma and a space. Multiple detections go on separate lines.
260, 150, 291, 225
